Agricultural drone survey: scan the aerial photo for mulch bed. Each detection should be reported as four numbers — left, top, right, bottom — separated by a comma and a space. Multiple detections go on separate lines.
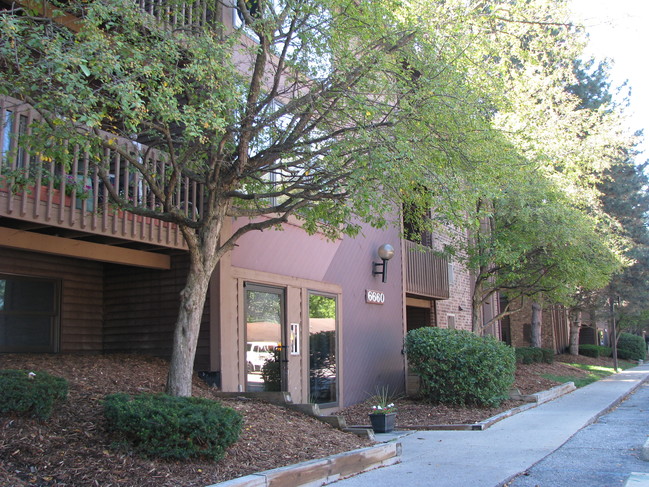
338, 355, 609, 428
0, 354, 370, 487
0, 353, 621, 486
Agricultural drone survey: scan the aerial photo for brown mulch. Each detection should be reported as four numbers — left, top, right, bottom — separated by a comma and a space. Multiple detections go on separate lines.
338, 354, 614, 428
0, 354, 370, 487
0, 353, 621, 486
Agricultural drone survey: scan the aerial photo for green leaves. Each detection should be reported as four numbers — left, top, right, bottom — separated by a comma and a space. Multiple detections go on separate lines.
405, 327, 515, 407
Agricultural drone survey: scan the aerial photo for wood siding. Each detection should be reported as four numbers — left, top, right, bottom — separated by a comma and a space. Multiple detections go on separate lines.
0, 248, 103, 352
103, 254, 211, 370
404, 240, 449, 299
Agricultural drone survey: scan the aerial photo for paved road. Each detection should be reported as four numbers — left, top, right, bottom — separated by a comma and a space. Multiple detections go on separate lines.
506, 381, 649, 487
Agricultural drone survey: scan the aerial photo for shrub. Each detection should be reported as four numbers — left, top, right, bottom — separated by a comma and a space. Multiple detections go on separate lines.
579, 345, 612, 358
103, 393, 243, 460
540, 347, 555, 363
405, 327, 516, 407
515, 347, 541, 364
617, 333, 647, 361
261, 348, 282, 392
0, 370, 68, 419
515, 347, 554, 364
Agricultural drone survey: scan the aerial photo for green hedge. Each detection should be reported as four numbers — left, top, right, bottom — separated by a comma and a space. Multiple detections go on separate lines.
617, 333, 647, 361
578, 344, 612, 358
405, 327, 515, 407
104, 393, 243, 460
515, 347, 554, 364
0, 370, 68, 419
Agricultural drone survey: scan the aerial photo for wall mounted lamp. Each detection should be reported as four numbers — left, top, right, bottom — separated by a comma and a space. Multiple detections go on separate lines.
372, 244, 395, 283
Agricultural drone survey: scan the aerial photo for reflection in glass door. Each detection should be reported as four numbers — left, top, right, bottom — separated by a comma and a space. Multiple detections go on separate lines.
309, 293, 337, 405
245, 284, 285, 392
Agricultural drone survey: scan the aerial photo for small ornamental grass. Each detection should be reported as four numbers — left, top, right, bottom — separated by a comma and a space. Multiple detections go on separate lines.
405, 327, 515, 408
0, 370, 68, 420
368, 386, 397, 414
103, 393, 243, 461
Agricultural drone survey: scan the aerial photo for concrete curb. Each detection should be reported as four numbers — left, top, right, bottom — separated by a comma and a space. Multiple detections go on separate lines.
395, 382, 577, 431
208, 441, 401, 487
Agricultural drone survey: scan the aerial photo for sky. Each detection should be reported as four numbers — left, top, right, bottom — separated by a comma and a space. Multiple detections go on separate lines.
570, 0, 649, 159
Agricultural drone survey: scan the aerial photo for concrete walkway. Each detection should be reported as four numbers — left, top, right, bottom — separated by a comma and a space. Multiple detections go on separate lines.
332, 364, 649, 487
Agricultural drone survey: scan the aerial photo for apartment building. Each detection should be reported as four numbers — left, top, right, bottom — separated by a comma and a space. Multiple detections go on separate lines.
0, 0, 481, 409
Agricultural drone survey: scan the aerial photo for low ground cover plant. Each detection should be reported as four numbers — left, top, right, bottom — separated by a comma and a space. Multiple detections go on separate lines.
405, 327, 515, 407
578, 344, 612, 358
103, 393, 243, 460
515, 347, 554, 364
0, 369, 68, 419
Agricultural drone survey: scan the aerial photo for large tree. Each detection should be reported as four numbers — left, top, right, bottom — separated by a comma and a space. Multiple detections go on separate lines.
460, 172, 621, 335
0, 0, 527, 395
1, 0, 632, 393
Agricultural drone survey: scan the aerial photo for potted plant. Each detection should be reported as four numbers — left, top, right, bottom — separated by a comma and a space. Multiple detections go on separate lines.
368, 387, 397, 433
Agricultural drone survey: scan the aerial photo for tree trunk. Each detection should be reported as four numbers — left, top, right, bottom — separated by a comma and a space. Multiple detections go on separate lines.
472, 280, 485, 335
166, 214, 224, 397
569, 309, 581, 356
530, 301, 542, 348
166, 259, 213, 396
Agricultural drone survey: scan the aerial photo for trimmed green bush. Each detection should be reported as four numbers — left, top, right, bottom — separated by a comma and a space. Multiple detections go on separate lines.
405, 327, 516, 407
515, 347, 554, 364
103, 393, 243, 460
540, 348, 555, 363
617, 333, 647, 361
0, 370, 68, 419
579, 345, 612, 358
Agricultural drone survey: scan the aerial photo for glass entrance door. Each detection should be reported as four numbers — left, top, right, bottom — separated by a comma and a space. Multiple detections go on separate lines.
309, 293, 337, 405
245, 284, 286, 392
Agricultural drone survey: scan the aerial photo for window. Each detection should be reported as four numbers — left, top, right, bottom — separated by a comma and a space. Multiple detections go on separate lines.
403, 203, 433, 247
448, 262, 455, 286
0, 109, 28, 168
447, 314, 456, 330
0, 275, 60, 352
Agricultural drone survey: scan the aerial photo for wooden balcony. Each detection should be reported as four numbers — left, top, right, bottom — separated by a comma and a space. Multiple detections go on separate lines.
0, 96, 195, 253
404, 240, 449, 299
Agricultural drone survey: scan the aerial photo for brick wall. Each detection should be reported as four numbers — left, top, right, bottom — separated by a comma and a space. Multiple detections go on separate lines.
432, 226, 473, 332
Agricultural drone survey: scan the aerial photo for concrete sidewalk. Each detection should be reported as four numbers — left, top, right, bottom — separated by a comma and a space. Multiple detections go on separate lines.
332, 363, 649, 487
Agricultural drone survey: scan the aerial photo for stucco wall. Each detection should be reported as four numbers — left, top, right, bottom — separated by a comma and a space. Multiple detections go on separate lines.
227, 217, 405, 407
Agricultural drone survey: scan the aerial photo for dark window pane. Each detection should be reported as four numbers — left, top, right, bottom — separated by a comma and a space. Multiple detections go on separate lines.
2, 279, 55, 313
0, 315, 52, 347
0, 275, 58, 352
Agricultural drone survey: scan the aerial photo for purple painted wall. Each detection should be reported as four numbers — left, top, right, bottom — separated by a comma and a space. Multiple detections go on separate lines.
230, 218, 342, 282
323, 225, 404, 406
229, 216, 405, 407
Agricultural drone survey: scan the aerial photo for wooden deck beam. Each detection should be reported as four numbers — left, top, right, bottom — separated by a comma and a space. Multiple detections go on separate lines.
0, 227, 171, 269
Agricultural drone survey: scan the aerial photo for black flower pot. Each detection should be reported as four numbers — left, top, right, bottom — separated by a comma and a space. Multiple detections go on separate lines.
368, 412, 396, 433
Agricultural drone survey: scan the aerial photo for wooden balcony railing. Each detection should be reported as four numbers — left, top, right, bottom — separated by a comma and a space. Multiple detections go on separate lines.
137, 0, 216, 30
0, 95, 200, 250
404, 240, 449, 299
